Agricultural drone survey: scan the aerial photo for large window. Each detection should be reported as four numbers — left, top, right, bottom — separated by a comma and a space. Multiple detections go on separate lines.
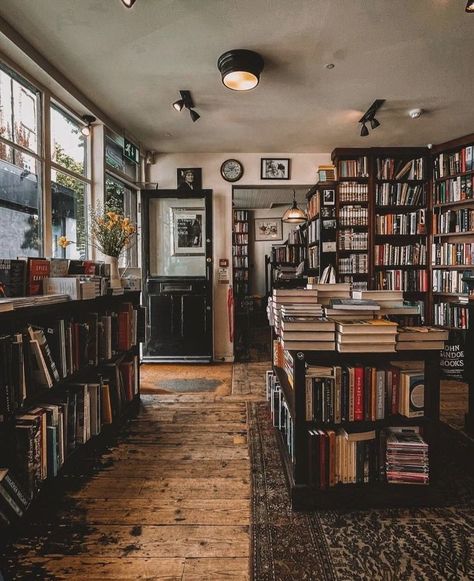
105, 174, 138, 267
0, 65, 42, 258
50, 104, 89, 259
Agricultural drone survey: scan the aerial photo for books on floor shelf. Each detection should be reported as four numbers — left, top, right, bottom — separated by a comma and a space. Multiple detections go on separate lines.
384, 427, 429, 485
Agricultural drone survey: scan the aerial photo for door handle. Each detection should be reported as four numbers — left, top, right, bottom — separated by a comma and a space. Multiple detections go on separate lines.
206, 258, 212, 263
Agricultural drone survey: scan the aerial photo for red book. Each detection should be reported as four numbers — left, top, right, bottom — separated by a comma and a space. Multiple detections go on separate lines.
118, 312, 131, 351
354, 367, 364, 421
391, 366, 400, 415
27, 258, 50, 296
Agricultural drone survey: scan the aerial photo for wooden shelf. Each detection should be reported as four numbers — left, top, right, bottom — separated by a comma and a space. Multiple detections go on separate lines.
433, 231, 474, 238
433, 292, 468, 297
431, 264, 474, 269
434, 169, 474, 182
374, 264, 427, 269
376, 179, 425, 184
375, 205, 425, 212
433, 199, 474, 209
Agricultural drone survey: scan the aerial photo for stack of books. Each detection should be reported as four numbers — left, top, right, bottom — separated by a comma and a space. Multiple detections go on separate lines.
335, 319, 398, 353
317, 164, 336, 182
306, 283, 351, 306
325, 298, 380, 322
384, 428, 429, 485
270, 289, 320, 335
396, 326, 449, 350
352, 289, 420, 316
281, 315, 335, 351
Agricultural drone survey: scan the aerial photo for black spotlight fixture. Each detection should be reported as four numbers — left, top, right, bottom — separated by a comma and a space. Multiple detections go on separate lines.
81, 115, 96, 137
466, 1, 474, 11
358, 99, 385, 136
121, 0, 137, 7
217, 49, 264, 91
172, 91, 200, 122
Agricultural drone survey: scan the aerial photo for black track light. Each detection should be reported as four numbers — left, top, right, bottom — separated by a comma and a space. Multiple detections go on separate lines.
466, 1, 474, 12
360, 123, 369, 137
370, 117, 380, 129
121, 0, 137, 7
189, 109, 200, 123
172, 99, 184, 112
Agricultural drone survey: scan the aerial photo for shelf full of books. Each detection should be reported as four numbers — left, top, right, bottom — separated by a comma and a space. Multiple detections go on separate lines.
267, 284, 446, 509
0, 292, 142, 526
233, 210, 250, 297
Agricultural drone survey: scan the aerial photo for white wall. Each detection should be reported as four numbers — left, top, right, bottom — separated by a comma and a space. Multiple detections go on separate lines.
148, 152, 330, 361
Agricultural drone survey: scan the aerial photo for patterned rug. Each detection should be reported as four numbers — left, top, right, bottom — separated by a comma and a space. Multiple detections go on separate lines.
248, 402, 474, 581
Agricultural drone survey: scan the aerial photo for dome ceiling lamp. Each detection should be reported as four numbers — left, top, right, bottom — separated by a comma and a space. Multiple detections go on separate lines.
217, 49, 264, 91
283, 190, 307, 224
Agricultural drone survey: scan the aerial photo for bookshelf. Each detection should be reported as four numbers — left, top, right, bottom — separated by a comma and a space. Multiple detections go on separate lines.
270, 343, 441, 510
431, 135, 474, 331
232, 210, 250, 360
0, 292, 142, 522
306, 181, 337, 280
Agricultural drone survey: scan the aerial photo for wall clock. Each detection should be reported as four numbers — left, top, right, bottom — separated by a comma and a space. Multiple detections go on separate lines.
221, 159, 244, 182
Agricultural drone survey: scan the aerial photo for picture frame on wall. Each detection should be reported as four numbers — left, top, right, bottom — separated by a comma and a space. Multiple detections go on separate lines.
176, 167, 202, 192
260, 158, 290, 180
254, 217, 283, 241
171, 207, 205, 255
323, 189, 336, 206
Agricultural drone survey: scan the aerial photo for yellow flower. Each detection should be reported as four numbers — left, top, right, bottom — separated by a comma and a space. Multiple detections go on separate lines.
123, 218, 130, 226
58, 236, 72, 249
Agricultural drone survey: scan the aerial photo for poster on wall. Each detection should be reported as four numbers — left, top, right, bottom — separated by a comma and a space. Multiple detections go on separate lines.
440, 329, 465, 381
254, 218, 283, 241
171, 207, 205, 255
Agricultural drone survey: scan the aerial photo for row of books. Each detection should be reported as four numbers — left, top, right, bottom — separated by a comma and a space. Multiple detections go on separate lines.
233, 256, 248, 268
375, 270, 429, 292
233, 210, 249, 221
433, 175, 474, 205
232, 245, 248, 256
339, 230, 367, 250
434, 147, 474, 179
338, 157, 369, 178
307, 219, 319, 245
339, 205, 368, 227
233, 269, 248, 281
7, 357, 138, 501
317, 164, 336, 182
339, 182, 368, 202
271, 245, 306, 264
374, 243, 427, 266
287, 228, 306, 245
375, 183, 425, 206
375, 209, 426, 235
307, 194, 320, 221
308, 426, 429, 488
432, 208, 474, 235
433, 302, 469, 329
267, 371, 294, 461
0, 303, 139, 414
233, 233, 248, 244
233, 222, 248, 233
338, 254, 368, 274
431, 242, 474, 266
432, 268, 473, 295
308, 246, 319, 270
0, 258, 113, 299
234, 281, 249, 295
376, 157, 424, 181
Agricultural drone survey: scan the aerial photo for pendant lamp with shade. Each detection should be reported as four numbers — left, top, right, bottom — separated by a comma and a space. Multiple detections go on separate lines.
283, 190, 307, 224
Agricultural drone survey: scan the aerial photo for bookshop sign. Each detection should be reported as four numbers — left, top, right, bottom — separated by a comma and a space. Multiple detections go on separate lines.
440, 330, 464, 380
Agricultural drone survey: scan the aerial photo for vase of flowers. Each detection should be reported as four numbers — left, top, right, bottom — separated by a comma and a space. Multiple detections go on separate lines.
90, 200, 136, 289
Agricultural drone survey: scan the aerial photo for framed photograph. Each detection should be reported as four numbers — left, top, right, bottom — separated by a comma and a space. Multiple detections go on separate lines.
171, 207, 205, 255
176, 167, 202, 192
254, 218, 283, 241
260, 158, 290, 180
323, 189, 335, 206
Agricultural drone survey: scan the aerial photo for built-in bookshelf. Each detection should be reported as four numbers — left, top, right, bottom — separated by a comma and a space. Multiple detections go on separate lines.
232, 210, 250, 297
431, 136, 474, 330
306, 182, 337, 279
0, 292, 142, 524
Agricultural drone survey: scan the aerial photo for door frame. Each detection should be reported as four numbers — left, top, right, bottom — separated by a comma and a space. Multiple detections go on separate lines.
141, 188, 213, 362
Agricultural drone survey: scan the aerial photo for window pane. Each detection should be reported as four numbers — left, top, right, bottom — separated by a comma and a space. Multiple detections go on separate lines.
0, 66, 40, 154
51, 105, 86, 176
105, 133, 138, 181
52, 169, 87, 259
105, 174, 138, 267
0, 143, 41, 258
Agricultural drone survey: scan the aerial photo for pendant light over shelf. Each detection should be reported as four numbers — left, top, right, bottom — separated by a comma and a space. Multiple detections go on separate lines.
283, 190, 307, 224
217, 49, 264, 91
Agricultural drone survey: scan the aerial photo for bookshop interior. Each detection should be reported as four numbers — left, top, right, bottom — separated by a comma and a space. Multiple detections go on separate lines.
0, 1, 473, 580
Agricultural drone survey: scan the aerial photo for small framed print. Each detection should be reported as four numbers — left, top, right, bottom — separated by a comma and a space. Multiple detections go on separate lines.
171, 207, 205, 255
323, 189, 335, 206
254, 218, 283, 241
261, 158, 290, 180
176, 167, 202, 192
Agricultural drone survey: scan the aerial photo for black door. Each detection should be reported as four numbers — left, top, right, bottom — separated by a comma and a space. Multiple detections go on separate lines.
142, 189, 213, 361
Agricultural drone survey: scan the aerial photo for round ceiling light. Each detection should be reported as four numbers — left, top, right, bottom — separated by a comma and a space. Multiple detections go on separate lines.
217, 49, 264, 91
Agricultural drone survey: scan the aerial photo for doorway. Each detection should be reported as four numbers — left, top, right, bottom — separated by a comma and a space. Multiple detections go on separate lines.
142, 189, 213, 361
232, 185, 310, 362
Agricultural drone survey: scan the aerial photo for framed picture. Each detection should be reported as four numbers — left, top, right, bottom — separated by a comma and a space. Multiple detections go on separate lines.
260, 158, 290, 180
171, 207, 205, 255
176, 167, 202, 192
323, 189, 335, 206
254, 218, 283, 241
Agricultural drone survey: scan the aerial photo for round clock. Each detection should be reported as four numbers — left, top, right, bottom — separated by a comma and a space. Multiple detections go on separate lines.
221, 159, 244, 182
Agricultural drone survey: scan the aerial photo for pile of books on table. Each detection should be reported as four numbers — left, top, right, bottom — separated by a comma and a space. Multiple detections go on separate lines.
396, 326, 449, 350
335, 319, 398, 353
269, 289, 321, 335
325, 297, 380, 321
281, 314, 335, 351
384, 427, 429, 485
352, 290, 421, 317
306, 282, 350, 306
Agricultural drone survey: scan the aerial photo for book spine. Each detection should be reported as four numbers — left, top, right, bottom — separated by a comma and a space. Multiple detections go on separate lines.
354, 368, 364, 421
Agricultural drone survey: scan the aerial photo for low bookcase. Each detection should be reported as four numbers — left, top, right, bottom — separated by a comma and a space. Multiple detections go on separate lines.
272, 347, 442, 510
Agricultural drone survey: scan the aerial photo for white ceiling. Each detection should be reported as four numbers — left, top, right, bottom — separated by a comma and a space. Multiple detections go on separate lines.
234, 187, 308, 209
0, 0, 473, 153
